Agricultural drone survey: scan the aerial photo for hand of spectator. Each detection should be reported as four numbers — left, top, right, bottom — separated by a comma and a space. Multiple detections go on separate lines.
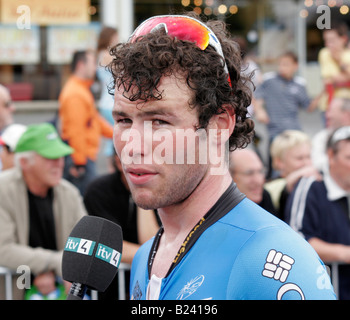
285, 165, 322, 192
63, 280, 72, 294
254, 108, 270, 124
307, 95, 321, 113
69, 165, 86, 178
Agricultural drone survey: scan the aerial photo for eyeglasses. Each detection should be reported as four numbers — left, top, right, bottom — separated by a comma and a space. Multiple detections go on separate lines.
233, 168, 266, 177
129, 15, 231, 86
3, 100, 12, 108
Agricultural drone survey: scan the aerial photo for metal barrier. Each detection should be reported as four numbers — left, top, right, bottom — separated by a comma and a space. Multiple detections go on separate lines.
326, 261, 342, 300
117, 263, 131, 300
0, 263, 131, 300
90, 262, 131, 300
1, 262, 341, 299
0, 266, 13, 300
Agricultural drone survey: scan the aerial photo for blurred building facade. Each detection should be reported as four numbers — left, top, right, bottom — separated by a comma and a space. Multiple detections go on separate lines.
0, 0, 349, 101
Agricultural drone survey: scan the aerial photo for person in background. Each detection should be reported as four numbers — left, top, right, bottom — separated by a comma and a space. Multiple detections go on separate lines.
253, 51, 315, 178
265, 130, 321, 220
285, 126, 350, 300
0, 123, 27, 171
312, 97, 350, 171
0, 123, 86, 299
84, 151, 160, 299
96, 26, 119, 172
233, 36, 262, 117
58, 50, 114, 195
311, 21, 350, 122
229, 148, 276, 215
0, 84, 15, 171
0, 84, 14, 134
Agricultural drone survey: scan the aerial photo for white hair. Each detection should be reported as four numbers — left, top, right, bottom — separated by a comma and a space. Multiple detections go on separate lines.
14, 151, 36, 168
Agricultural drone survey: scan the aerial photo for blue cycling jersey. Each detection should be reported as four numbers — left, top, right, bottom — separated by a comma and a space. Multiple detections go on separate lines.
130, 191, 336, 300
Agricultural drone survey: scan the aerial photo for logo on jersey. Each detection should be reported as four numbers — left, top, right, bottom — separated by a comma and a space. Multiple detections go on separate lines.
177, 275, 205, 300
131, 281, 143, 300
262, 249, 295, 283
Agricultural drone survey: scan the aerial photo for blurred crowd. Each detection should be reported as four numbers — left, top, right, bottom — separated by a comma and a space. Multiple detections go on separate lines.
0, 19, 350, 300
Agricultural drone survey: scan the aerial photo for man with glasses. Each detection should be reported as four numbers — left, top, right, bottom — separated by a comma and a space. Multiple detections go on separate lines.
109, 13, 335, 300
286, 126, 350, 300
229, 148, 276, 215
0, 84, 14, 134
0, 84, 15, 171
0, 123, 27, 171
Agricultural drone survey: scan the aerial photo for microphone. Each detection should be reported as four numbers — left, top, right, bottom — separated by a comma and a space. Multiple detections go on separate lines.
62, 216, 123, 300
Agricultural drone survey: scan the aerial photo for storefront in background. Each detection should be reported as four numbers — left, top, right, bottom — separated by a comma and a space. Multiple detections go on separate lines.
0, 0, 349, 101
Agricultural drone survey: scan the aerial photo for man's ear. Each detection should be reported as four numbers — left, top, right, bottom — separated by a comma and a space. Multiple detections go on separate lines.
209, 105, 236, 142
327, 148, 335, 166
273, 156, 283, 173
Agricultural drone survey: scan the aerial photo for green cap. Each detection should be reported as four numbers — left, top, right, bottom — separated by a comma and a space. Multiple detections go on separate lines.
15, 123, 73, 159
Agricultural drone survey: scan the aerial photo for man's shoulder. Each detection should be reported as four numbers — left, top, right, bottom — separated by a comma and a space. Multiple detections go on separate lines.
216, 198, 319, 260
294, 176, 326, 197
0, 167, 22, 188
59, 77, 90, 101
56, 178, 82, 197
219, 198, 287, 233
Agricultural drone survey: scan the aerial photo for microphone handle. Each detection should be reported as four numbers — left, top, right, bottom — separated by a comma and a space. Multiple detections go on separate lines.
66, 282, 87, 300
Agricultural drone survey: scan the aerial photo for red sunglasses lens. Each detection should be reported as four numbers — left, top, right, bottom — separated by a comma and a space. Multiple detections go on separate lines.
132, 17, 210, 50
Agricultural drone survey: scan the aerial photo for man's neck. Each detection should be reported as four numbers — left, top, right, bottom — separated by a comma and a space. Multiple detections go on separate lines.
150, 172, 233, 278
23, 172, 49, 198
157, 172, 232, 244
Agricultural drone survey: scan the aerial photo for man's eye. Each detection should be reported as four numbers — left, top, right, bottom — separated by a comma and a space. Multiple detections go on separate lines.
117, 118, 132, 124
153, 119, 169, 125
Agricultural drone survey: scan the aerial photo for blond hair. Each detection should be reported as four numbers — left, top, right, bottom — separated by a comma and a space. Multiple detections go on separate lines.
270, 130, 310, 168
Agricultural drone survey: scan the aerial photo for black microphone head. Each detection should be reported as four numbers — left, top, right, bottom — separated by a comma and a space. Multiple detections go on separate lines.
62, 216, 123, 292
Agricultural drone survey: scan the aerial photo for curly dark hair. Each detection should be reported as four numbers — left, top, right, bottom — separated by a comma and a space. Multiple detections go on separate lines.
108, 12, 254, 151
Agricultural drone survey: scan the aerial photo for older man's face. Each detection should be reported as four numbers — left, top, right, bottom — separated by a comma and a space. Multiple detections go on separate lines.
0, 86, 14, 131
329, 140, 350, 192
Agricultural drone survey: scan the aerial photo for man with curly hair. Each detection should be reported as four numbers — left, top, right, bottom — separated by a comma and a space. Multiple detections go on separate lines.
109, 14, 335, 300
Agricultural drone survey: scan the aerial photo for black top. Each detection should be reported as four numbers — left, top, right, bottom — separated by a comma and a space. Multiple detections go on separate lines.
84, 171, 139, 244
258, 188, 278, 218
28, 188, 57, 251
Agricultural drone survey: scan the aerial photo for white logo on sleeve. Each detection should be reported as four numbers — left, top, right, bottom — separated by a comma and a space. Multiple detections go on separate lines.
262, 249, 295, 283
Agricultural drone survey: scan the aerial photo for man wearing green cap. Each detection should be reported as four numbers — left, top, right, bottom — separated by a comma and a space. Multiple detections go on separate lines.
0, 123, 86, 299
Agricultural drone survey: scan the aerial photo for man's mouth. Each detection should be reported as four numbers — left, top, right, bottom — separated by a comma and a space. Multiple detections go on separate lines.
125, 167, 158, 185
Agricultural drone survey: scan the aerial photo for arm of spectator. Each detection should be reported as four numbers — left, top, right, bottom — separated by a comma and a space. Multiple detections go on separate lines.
0, 206, 63, 276
308, 237, 350, 264
307, 93, 322, 113
252, 98, 269, 124
285, 165, 322, 193
97, 113, 114, 139
60, 96, 89, 166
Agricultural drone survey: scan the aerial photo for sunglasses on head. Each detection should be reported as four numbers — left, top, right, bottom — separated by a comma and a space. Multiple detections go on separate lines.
129, 15, 231, 86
